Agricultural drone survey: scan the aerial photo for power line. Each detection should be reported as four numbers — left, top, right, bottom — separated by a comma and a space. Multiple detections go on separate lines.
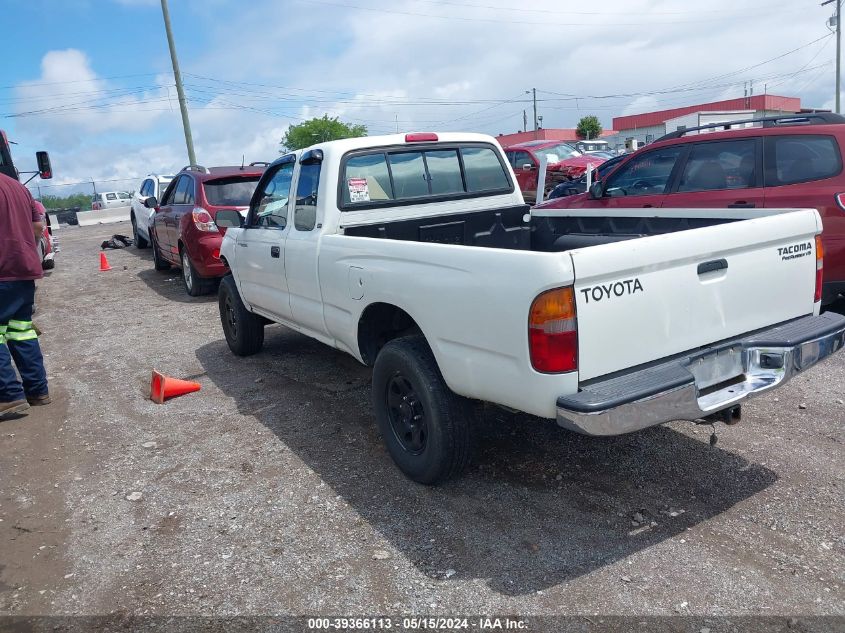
302, 0, 807, 26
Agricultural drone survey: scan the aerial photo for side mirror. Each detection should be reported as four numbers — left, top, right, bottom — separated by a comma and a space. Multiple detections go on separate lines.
521, 163, 534, 171
143, 196, 159, 209
215, 209, 244, 228
588, 182, 604, 199
36, 151, 52, 179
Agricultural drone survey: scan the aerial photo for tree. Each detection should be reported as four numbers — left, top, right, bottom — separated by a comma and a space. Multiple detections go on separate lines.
576, 115, 602, 140
280, 115, 367, 151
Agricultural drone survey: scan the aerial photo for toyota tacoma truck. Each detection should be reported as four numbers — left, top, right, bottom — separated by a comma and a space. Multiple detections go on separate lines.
214, 132, 845, 484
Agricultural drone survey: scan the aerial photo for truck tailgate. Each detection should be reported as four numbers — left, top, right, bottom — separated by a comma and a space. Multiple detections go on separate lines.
570, 209, 821, 381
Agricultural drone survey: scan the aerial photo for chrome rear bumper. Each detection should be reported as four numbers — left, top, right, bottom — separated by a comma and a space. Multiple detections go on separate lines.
556, 313, 845, 436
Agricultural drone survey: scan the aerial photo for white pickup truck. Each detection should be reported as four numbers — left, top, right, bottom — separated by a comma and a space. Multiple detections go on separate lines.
215, 132, 845, 484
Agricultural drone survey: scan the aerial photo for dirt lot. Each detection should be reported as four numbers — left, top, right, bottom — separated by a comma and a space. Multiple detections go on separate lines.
1, 222, 843, 627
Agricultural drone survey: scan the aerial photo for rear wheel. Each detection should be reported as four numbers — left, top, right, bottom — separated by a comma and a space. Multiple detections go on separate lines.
180, 247, 214, 296
372, 336, 473, 484
150, 230, 170, 271
219, 275, 264, 356
132, 213, 148, 249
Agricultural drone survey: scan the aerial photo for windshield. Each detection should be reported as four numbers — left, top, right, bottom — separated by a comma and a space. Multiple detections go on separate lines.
537, 143, 581, 163
203, 177, 261, 206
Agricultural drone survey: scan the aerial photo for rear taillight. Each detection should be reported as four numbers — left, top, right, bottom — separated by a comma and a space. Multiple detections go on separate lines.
815, 234, 824, 303
529, 286, 577, 373
192, 207, 217, 232
835, 193, 845, 211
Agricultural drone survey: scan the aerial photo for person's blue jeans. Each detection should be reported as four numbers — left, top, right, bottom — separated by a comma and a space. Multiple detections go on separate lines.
0, 280, 48, 402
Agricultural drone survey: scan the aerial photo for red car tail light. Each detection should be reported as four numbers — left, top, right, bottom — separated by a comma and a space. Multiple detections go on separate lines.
815, 235, 824, 303
529, 287, 577, 373
835, 193, 845, 211
405, 133, 438, 143
192, 207, 217, 232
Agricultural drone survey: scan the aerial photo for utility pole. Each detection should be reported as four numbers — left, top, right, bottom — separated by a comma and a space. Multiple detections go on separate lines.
823, 0, 842, 113
161, 0, 196, 165
533, 88, 538, 132
523, 110, 528, 133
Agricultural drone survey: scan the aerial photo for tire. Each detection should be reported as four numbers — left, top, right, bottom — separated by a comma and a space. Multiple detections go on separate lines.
132, 213, 149, 249
218, 275, 264, 356
372, 335, 473, 484
180, 247, 213, 297
42, 258, 55, 270
150, 230, 170, 271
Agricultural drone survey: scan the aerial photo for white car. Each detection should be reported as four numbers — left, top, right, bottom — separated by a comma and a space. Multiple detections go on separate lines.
215, 132, 845, 484
130, 174, 173, 248
91, 191, 131, 210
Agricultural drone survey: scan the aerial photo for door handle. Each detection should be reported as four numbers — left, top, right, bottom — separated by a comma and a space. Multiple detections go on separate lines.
270, 246, 280, 258
728, 201, 756, 208
238, 242, 248, 247
698, 259, 728, 275
642, 204, 654, 208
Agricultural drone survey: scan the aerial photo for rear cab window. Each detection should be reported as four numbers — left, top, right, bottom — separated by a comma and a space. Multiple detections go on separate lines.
764, 134, 842, 186
339, 143, 512, 209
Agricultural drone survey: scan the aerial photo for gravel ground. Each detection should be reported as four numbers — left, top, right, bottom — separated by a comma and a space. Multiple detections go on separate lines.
0, 222, 843, 627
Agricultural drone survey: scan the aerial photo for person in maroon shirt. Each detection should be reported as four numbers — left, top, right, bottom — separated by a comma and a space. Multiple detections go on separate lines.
0, 172, 50, 417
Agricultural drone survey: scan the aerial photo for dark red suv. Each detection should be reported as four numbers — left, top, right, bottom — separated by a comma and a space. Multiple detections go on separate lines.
537, 113, 845, 303
146, 164, 266, 295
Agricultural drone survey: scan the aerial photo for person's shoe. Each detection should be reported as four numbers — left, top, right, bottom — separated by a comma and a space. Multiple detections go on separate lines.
27, 394, 51, 406
0, 400, 30, 418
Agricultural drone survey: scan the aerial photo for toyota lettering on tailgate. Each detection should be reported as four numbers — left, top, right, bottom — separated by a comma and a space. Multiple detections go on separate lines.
580, 278, 644, 304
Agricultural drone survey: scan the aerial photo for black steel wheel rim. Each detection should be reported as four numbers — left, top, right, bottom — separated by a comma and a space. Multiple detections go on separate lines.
224, 294, 238, 338
386, 372, 427, 455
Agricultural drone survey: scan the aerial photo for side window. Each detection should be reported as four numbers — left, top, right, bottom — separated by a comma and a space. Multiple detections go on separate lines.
343, 153, 393, 204
106, 193, 117, 201
140, 180, 152, 197
118, 192, 131, 200
183, 176, 195, 205
250, 162, 294, 228
605, 146, 684, 197
389, 152, 428, 199
160, 179, 177, 205
512, 151, 534, 169
461, 146, 510, 192
765, 135, 842, 186
172, 176, 189, 204
505, 151, 516, 167
294, 163, 321, 231
677, 139, 757, 192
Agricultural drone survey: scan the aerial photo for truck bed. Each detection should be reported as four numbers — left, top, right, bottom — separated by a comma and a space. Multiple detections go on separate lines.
341, 203, 745, 252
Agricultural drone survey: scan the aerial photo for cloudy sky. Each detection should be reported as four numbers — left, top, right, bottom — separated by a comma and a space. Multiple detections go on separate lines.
0, 0, 836, 194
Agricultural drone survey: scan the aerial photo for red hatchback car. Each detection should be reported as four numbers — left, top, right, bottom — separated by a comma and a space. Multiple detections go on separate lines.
536, 113, 845, 303
147, 164, 266, 295
503, 140, 607, 202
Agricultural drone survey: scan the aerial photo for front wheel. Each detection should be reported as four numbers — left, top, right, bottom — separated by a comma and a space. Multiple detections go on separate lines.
218, 275, 264, 356
372, 336, 473, 485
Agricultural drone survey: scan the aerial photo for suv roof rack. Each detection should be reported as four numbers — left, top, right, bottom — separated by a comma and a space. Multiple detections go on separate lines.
247, 161, 270, 167
656, 112, 845, 142
181, 164, 209, 174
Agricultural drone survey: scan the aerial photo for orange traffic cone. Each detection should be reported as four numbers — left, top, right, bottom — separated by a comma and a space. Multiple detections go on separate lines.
149, 369, 201, 404
99, 252, 112, 271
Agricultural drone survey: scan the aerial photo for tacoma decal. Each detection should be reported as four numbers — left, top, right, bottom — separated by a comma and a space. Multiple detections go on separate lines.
580, 278, 643, 304
778, 242, 813, 261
